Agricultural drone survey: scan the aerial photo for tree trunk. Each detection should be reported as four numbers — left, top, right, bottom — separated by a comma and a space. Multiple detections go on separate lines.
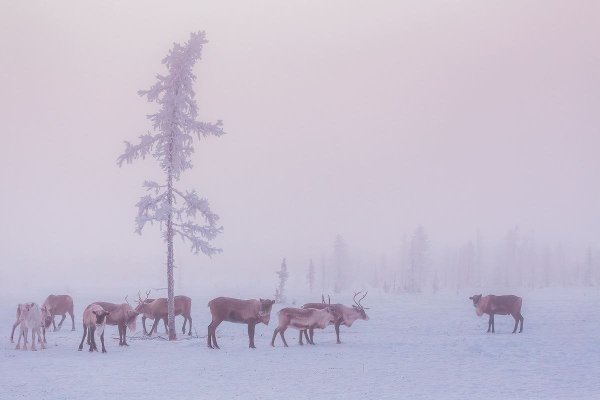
166, 141, 176, 341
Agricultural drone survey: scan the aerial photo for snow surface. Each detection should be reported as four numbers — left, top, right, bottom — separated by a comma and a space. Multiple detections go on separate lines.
1, 289, 599, 399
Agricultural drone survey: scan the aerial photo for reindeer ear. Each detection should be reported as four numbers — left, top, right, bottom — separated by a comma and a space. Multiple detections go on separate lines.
270, 300, 275, 305
259, 298, 264, 302
469, 296, 473, 300
92, 310, 98, 316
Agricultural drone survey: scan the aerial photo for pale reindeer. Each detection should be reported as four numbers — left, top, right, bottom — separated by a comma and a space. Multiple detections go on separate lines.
301, 291, 370, 344
42, 294, 75, 331
135, 291, 193, 336
78, 304, 110, 353
15, 303, 46, 351
271, 307, 336, 347
469, 294, 524, 333
93, 297, 139, 346
207, 297, 275, 349
11, 303, 51, 344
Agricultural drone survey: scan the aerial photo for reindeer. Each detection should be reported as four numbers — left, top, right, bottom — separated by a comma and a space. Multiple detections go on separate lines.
469, 294, 524, 333
93, 298, 139, 346
42, 294, 75, 331
15, 303, 46, 351
78, 304, 110, 353
138, 297, 168, 335
271, 307, 336, 347
301, 291, 370, 344
207, 297, 275, 349
135, 292, 193, 336
11, 303, 50, 347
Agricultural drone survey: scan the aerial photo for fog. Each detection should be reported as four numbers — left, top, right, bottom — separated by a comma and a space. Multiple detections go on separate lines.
1, 1, 598, 296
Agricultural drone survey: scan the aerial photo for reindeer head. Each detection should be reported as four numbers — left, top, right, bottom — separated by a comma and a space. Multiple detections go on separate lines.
92, 310, 110, 324
469, 294, 482, 307
322, 306, 337, 324
40, 305, 52, 328
258, 299, 275, 325
352, 291, 370, 321
124, 296, 140, 332
134, 290, 152, 314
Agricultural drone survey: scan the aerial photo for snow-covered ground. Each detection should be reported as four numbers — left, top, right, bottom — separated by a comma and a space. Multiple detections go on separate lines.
1, 289, 599, 399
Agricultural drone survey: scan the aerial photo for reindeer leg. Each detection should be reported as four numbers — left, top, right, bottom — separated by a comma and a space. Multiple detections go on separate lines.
491, 314, 495, 333
335, 322, 342, 344
52, 315, 57, 332
299, 330, 304, 346
100, 330, 107, 353
182, 316, 186, 335
10, 320, 20, 343
30, 328, 37, 351
141, 316, 148, 335
118, 325, 124, 346
512, 314, 519, 334
519, 314, 524, 333
212, 327, 220, 349
57, 314, 66, 330
248, 323, 256, 348
16, 326, 23, 350
89, 326, 96, 352
279, 327, 288, 347
69, 310, 75, 331
271, 328, 280, 347
486, 314, 492, 333
163, 317, 168, 334
309, 328, 315, 345
78, 326, 87, 351
207, 322, 214, 348
187, 315, 192, 336
304, 329, 313, 345
148, 318, 160, 337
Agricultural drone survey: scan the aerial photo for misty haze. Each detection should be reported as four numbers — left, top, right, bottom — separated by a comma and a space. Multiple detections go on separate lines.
1, 1, 599, 399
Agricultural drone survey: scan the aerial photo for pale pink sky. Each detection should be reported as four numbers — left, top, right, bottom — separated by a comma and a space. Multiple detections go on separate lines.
0, 1, 598, 291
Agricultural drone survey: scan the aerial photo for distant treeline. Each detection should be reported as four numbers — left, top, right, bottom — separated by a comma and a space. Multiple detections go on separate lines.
296, 228, 599, 294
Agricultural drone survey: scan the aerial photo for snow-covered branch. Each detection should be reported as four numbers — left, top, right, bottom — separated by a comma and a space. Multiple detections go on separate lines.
117, 133, 159, 166
173, 223, 222, 257
134, 193, 167, 233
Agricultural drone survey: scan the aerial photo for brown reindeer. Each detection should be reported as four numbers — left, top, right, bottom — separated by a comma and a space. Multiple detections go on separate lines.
207, 297, 275, 349
135, 292, 193, 336
139, 297, 168, 335
78, 304, 110, 353
271, 307, 336, 347
42, 294, 75, 331
469, 294, 524, 333
93, 299, 139, 346
301, 291, 370, 344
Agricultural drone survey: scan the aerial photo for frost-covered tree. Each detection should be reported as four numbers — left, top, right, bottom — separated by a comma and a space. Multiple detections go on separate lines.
275, 258, 289, 303
306, 259, 315, 293
118, 31, 224, 340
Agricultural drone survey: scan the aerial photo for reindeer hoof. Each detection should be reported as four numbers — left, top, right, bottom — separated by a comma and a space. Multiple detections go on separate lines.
102, 350, 107, 353
72, 328, 76, 331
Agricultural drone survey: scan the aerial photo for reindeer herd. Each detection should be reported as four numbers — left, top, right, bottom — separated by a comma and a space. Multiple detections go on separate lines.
9, 291, 525, 353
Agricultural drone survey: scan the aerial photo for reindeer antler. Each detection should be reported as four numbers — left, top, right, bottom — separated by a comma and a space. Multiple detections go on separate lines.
353, 291, 369, 309
137, 290, 151, 304
125, 295, 131, 306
